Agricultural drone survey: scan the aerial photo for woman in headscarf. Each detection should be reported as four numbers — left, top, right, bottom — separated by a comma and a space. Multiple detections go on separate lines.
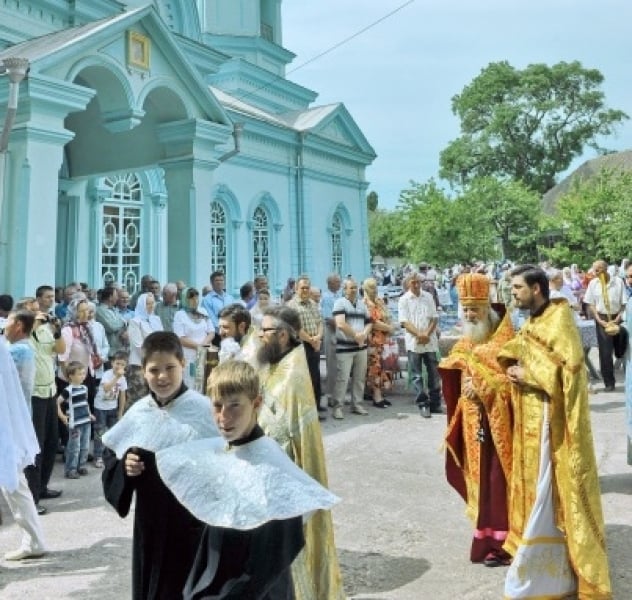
173, 287, 214, 389
58, 295, 102, 409
126, 292, 163, 409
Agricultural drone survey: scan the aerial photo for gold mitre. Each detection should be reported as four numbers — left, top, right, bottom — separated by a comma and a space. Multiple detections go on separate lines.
457, 273, 490, 307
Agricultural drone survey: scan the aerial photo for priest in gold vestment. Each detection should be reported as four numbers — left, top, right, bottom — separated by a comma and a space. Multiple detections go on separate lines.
439, 273, 514, 566
499, 265, 611, 600
255, 305, 346, 600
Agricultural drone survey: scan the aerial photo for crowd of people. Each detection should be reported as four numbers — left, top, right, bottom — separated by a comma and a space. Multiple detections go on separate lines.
1, 256, 630, 598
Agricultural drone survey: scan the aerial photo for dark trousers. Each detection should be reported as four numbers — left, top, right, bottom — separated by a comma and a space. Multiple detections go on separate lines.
595, 315, 616, 387
25, 395, 59, 503
303, 342, 322, 406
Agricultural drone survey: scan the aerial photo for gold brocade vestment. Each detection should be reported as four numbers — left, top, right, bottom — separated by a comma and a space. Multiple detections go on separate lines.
439, 314, 514, 546
257, 344, 346, 600
498, 300, 612, 599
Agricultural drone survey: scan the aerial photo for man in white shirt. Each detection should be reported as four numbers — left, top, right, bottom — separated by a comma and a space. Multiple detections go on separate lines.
584, 260, 627, 391
398, 272, 442, 418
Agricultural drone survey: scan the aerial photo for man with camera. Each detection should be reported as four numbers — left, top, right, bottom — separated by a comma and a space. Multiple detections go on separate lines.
27, 286, 66, 510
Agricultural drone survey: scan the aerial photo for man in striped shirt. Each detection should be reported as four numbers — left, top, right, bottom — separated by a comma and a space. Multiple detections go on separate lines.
330, 278, 372, 420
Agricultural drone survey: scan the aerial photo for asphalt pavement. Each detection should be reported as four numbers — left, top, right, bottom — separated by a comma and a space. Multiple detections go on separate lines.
1, 371, 630, 599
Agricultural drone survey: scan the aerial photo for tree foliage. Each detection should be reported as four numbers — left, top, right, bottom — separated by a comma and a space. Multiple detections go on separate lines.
439, 61, 628, 194
540, 168, 632, 266
368, 208, 406, 259
459, 177, 541, 262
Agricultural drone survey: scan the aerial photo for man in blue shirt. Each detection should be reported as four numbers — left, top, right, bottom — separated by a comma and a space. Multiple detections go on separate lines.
201, 271, 235, 345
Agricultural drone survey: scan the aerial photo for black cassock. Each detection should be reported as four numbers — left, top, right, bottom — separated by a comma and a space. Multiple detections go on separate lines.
183, 515, 304, 600
102, 447, 205, 600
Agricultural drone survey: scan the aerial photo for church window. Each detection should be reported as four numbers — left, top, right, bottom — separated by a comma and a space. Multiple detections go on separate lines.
210, 201, 227, 276
331, 212, 343, 274
252, 206, 269, 277
100, 173, 142, 293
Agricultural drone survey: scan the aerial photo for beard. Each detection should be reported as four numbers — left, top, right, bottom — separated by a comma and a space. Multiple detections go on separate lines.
257, 336, 285, 366
462, 309, 498, 343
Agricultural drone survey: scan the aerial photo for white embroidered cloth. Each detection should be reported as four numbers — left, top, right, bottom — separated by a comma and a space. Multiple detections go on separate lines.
156, 435, 340, 530
102, 390, 219, 458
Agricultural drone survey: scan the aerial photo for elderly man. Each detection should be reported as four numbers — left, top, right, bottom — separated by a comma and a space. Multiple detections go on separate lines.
584, 259, 627, 392
154, 283, 179, 332
499, 265, 611, 599
288, 275, 325, 417
439, 273, 514, 566
115, 289, 134, 323
96, 286, 128, 364
255, 305, 345, 600
330, 278, 371, 419
398, 271, 441, 418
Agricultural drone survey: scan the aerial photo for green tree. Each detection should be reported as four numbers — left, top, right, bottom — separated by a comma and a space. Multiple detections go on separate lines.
366, 190, 379, 212
396, 180, 497, 264
439, 61, 628, 194
460, 177, 541, 262
540, 168, 632, 265
368, 208, 406, 259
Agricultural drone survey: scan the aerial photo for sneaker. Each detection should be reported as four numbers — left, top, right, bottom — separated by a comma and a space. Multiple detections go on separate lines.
77, 467, 89, 476
4, 548, 47, 561
36, 505, 47, 516
351, 405, 369, 416
420, 405, 431, 418
94, 458, 104, 468
332, 407, 344, 420
65, 470, 80, 479
430, 404, 446, 414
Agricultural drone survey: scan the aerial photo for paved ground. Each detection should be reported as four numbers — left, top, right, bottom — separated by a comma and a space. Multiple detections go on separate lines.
1, 373, 630, 599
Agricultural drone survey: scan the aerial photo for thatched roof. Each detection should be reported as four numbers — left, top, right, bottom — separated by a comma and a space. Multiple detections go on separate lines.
542, 149, 632, 213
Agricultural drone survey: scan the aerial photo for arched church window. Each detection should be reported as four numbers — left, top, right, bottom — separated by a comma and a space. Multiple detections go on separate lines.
210, 201, 227, 276
100, 173, 142, 293
331, 212, 343, 274
252, 206, 269, 277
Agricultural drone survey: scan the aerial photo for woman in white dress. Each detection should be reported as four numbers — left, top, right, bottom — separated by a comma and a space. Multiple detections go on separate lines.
173, 288, 214, 389
126, 293, 163, 408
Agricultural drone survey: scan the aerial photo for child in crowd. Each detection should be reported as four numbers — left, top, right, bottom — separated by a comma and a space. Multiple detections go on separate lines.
101, 332, 218, 600
93, 351, 128, 469
57, 361, 95, 479
155, 360, 339, 599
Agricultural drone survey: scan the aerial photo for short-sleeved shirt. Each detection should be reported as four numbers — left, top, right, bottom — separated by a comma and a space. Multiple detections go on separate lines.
61, 384, 91, 428
333, 296, 371, 352
287, 297, 322, 337
94, 369, 128, 411
8, 339, 36, 403
31, 325, 57, 398
398, 290, 438, 353
584, 276, 627, 315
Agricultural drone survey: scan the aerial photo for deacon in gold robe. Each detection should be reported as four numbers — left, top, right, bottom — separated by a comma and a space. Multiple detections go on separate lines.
499, 265, 611, 600
439, 273, 514, 566
254, 305, 346, 600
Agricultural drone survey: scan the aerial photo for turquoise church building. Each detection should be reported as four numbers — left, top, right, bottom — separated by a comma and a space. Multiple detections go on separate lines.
0, 0, 375, 297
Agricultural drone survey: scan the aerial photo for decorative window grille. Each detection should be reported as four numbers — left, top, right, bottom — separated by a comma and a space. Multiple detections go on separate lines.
331, 212, 343, 274
252, 206, 269, 277
100, 173, 142, 293
210, 201, 227, 276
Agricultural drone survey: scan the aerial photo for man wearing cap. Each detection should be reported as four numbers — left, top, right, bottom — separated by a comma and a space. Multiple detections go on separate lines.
398, 271, 441, 417
439, 273, 514, 567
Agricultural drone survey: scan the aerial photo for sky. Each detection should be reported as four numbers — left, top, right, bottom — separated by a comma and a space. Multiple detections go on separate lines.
282, 0, 632, 210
